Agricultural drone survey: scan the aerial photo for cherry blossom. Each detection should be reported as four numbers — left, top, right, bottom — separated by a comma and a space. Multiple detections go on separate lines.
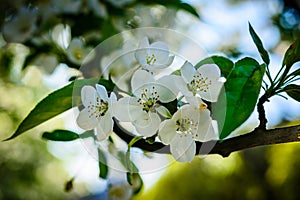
158, 97, 218, 162
114, 69, 177, 137
135, 37, 174, 71
179, 61, 225, 102
76, 84, 117, 141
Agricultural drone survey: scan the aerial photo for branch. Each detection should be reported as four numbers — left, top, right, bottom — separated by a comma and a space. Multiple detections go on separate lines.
113, 120, 300, 157
257, 93, 269, 130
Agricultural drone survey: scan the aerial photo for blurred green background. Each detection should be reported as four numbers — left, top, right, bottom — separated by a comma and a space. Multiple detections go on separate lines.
0, 0, 300, 199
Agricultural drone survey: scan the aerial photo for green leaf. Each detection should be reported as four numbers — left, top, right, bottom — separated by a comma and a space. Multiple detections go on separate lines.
117, 151, 139, 174
4, 78, 112, 141
196, 56, 234, 78
98, 149, 108, 179
248, 22, 270, 66
283, 84, 300, 102
289, 68, 300, 77
283, 37, 300, 68
126, 172, 144, 194
178, 2, 200, 18
42, 130, 79, 141
139, 0, 199, 18
214, 57, 265, 139
98, 78, 116, 93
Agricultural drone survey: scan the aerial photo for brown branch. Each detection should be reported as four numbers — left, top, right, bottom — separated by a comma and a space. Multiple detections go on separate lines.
113, 120, 300, 157
256, 93, 269, 130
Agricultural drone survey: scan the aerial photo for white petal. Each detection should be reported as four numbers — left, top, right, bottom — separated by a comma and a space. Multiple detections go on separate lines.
96, 114, 113, 141
173, 104, 192, 121
158, 119, 177, 144
157, 75, 181, 99
156, 105, 172, 119
181, 61, 196, 83
76, 108, 98, 130
164, 55, 175, 66
197, 64, 223, 102
198, 119, 219, 141
155, 83, 177, 103
131, 69, 155, 93
197, 64, 221, 80
138, 37, 150, 48
133, 112, 161, 137
68, 38, 84, 49
109, 92, 117, 103
96, 84, 108, 101
81, 85, 97, 107
170, 134, 196, 162
149, 41, 169, 64
193, 109, 216, 142
113, 97, 145, 122
175, 77, 193, 97
185, 96, 206, 109
201, 81, 223, 102
135, 37, 150, 66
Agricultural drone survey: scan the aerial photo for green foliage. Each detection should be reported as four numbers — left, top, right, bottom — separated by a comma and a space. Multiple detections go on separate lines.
5, 83, 75, 141
288, 68, 300, 77
215, 58, 265, 139
42, 130, 79, 141
283, 84, 300, 102
249, 22, 270, 66
98, 78, 116, 93
5, 78, 104, 140
117, 151, 143, 194
98, 149, 109, 179
282, 37, 300, 68
196, 56, 234, 78
140, 0, 199, 18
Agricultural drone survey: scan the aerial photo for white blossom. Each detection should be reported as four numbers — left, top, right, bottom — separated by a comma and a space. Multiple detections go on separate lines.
114, 69, 177, 137
51, 24, 71, 50
158, 97, 218, 162
66, 38, 93, 65
135, 37, 174, 71
179, 61, 225, 102
76, 84, 117, 141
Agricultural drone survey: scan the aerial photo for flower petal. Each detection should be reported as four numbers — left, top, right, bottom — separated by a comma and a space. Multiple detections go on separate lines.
185, 96, 206, 109
96, 84, 108, 101
131, 69, 155, 93
193, 109, 217, 142
133, 112, 161, 137
181, 61, 196, 83
113, 97, 145, 122
135, 37, 150, 66
149, 41, 169, 64
96, 113, 113, 141
158, 119, 177, 144
165, 55, 175, 66
175, 77, 193, 97
81, 85, 97, 107
170, 134, 196, 162
157, 75, 182, 100
197, 64, 223, 102
76, 108, 98, 130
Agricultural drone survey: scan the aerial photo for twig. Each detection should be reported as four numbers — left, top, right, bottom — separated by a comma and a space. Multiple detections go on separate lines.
113, 119, 300, 158
256, 93, 269, 130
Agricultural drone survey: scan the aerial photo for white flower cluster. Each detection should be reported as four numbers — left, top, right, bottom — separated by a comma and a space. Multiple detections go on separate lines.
77, 37, 225, 162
